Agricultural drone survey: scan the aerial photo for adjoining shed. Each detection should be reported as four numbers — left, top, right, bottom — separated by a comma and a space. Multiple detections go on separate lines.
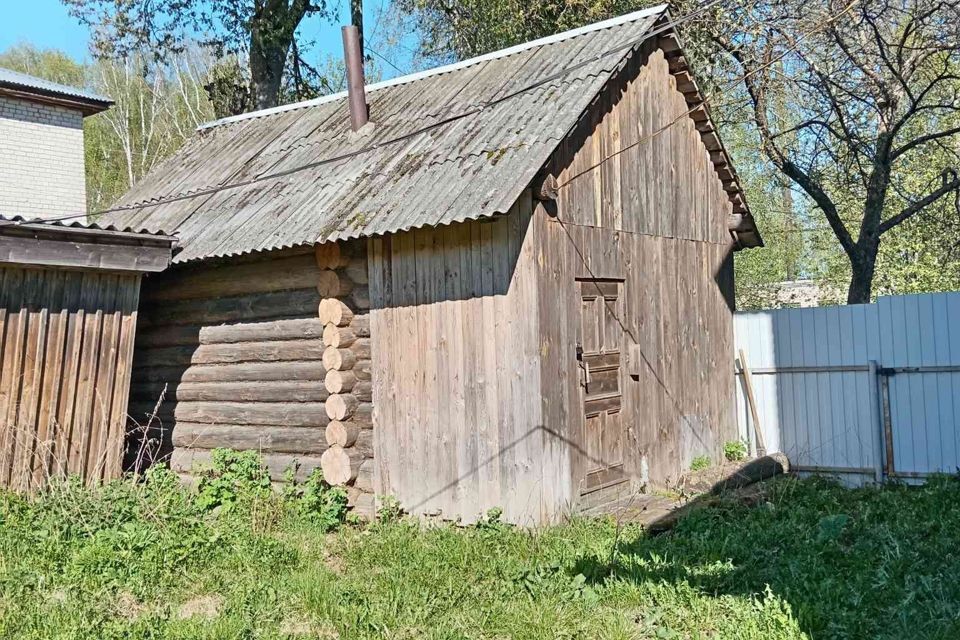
0, 218, 175, 490
103, 6, 762, 523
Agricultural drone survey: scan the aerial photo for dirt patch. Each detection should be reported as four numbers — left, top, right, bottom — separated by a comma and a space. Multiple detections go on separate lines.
280, 618, 340, 638
177, 594, 223, 620
114, 591, 147, 620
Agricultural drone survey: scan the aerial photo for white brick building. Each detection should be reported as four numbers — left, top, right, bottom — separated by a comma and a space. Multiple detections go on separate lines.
0, 68, 111, 220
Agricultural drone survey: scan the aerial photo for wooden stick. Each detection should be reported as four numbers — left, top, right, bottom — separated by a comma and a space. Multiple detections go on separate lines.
738, 349, 766, 456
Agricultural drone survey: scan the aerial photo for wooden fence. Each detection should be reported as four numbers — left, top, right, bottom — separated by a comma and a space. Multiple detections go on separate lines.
734, 291, 960, 483
0, 218, 174, 491
0, 267, 141, 489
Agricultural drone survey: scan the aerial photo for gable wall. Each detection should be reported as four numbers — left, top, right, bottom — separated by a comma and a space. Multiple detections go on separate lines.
535, 42, 739, 501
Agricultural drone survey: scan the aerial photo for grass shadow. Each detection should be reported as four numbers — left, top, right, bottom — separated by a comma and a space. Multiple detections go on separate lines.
570, 472, 960, 639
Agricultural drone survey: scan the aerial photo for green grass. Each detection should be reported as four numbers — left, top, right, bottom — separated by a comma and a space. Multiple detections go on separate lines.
2, 460, 960, 640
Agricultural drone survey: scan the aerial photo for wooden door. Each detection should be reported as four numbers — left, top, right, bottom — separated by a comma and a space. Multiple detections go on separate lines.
576, 279, 627, 493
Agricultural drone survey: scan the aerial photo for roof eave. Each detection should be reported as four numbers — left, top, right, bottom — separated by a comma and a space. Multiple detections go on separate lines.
657, 29, 762, 249
0, 85, 113, 116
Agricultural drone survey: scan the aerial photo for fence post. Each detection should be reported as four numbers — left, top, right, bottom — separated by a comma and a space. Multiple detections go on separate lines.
868, 360, 883, 483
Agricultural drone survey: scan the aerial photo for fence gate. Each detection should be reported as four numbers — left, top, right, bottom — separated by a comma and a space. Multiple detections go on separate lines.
734, 291, 960, 484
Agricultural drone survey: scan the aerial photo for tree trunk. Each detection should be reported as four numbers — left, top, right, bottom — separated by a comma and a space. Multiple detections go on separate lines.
249, 31, 288, 110
247, 1, 313, 111
847, 247, 877, 304
351, 0, 364, 53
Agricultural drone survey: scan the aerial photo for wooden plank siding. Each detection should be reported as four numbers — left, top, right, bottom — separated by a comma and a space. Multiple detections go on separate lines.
0, 266, 141, 490
538, 41, 738, 502
367, 200, 554, 525
129, 245, 368, 481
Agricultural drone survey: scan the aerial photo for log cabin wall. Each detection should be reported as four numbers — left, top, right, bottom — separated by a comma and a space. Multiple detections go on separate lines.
129, 242, 374, 516
0, 266, 141, 491
367, 197, 568, 525
537, 40, 738, 507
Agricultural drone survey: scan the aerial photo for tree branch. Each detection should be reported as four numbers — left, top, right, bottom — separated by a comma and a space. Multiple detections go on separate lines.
892, 125, 960, 161
879, 169, 960, 233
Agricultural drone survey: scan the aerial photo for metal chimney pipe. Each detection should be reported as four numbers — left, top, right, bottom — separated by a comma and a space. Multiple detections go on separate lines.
342, 25, 368, 131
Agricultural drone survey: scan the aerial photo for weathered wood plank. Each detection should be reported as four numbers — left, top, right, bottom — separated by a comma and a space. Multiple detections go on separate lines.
130, 380, 329, 403
0, 235, 171, 273
133, 339, 325, 368
143, 253, 322, 302
135, 318, 327, 348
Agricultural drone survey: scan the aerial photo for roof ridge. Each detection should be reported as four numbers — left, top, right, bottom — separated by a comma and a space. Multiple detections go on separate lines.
198, 5, 668, 130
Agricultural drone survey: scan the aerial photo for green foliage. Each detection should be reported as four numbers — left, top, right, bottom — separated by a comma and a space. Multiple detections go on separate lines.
285, 470, 349, 532
195, 448, 272, 512
690, 454, 712, 471
724, 440, 748, 462
3, 475, 960, 637
376, 495, 403, 524
398, 0, 658, 63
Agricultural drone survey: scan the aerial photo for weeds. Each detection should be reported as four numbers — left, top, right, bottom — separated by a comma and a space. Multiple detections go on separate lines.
690, 454, 712, 471
2, 455, 960, 639
724, 439, 748, 462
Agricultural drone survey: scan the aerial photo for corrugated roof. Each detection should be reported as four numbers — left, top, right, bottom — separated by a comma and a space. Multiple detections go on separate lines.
101, 6, 752, 263
0, 67, 112, 114
0, 215, 176, 243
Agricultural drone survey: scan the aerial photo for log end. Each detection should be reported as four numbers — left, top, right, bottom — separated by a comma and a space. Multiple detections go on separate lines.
321, 445, 357, 485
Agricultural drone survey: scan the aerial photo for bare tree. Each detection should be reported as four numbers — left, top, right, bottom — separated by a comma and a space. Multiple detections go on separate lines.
710, 0, 960, 303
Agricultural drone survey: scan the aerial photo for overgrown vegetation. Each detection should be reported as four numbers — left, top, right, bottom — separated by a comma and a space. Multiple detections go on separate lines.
2, 453, 960, 639
690, 454, 712, 471
724, 440, 748, 462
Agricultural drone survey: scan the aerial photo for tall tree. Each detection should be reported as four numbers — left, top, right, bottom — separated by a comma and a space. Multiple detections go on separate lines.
709, 0, 960, 303
63, 0, 331, 111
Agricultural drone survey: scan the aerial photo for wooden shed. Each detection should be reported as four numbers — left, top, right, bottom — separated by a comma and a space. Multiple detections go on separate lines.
103, 6, 761, 523
0, 217, 175, 490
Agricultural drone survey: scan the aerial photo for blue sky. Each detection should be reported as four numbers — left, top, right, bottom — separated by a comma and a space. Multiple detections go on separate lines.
2, 0, 92, 61
1, 0, 410, 79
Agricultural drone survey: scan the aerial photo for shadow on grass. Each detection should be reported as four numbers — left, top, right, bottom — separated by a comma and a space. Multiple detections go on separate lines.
571, 469, 960, 639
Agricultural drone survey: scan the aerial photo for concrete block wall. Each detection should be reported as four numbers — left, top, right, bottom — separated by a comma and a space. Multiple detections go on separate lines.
0, 96, 87, 220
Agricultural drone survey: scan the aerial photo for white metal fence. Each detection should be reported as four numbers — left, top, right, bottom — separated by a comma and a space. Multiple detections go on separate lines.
733, 291, 960, 484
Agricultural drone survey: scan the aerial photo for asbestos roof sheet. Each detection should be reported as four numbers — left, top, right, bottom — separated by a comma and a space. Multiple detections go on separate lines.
101, 7, 667, 263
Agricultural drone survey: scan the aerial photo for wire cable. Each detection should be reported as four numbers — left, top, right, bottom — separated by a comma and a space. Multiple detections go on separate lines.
0, 0, 731, 228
